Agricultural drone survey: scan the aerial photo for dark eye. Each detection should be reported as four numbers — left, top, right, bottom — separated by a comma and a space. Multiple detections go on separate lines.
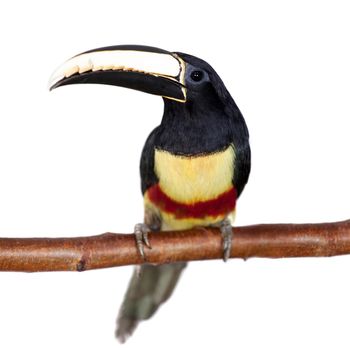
190, 70, 204, 82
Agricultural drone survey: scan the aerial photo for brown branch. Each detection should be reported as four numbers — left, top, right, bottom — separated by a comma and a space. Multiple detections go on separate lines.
0, 219, 349, 272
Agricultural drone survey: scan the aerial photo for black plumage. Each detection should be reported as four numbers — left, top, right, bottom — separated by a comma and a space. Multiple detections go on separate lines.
140, 52, 250, 197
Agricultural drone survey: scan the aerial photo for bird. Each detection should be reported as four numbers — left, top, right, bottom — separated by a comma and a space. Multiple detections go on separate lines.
49, 45, 251, 343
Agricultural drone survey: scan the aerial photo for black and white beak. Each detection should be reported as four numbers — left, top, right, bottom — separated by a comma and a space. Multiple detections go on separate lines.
49, 45, 187, 102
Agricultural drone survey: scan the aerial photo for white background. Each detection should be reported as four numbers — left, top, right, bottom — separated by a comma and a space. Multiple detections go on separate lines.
0, 1, 349, 349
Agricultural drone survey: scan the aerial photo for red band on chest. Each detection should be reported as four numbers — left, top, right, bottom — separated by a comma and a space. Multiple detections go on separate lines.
146, 184, 236, 219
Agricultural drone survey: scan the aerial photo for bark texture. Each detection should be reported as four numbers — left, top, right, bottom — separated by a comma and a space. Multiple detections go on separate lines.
0, 220, 349, 272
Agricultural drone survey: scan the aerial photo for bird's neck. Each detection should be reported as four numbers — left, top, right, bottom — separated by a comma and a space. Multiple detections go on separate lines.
156, 99, 232, 156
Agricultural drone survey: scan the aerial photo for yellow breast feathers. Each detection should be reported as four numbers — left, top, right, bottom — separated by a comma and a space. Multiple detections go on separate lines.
154, 145, 235, 204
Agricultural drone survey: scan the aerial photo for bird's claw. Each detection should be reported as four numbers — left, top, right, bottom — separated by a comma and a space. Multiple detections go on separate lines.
134, 223, 152, 260
220, 220, 233, 262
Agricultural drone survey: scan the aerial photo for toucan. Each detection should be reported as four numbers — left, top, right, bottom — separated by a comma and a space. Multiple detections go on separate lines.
49, 45, 251, 342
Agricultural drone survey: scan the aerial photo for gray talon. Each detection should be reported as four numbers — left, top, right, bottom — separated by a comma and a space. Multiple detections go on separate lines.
134, 223, 152, 259
220, 220, 233, 262
143, 231, 151, 248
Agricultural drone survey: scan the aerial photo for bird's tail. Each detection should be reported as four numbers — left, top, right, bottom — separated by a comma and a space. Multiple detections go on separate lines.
116, 262, 186, 343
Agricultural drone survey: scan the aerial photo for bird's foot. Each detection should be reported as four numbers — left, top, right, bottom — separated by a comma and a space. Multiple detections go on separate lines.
134, 223, 152, 260
220, 219, 233, 262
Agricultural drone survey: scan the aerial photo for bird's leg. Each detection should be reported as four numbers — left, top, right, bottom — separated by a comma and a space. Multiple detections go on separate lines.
134, 223, 152, 260
220, 219, 233, 262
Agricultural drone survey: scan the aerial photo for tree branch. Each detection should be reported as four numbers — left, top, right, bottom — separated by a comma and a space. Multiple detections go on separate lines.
0, 219, 349, 272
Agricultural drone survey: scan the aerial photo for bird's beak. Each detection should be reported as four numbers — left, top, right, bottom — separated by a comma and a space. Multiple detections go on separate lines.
49, 45, 187, 102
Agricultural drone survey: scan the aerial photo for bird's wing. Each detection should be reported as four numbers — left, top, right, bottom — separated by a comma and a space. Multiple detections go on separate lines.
140, 128, 159, 194
233, 139, 251, 198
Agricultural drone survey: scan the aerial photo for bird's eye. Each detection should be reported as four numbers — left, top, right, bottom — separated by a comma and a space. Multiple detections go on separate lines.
190, 70, 204, 82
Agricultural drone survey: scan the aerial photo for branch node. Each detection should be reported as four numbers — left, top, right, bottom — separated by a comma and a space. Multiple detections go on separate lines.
76, 260, 86, 272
